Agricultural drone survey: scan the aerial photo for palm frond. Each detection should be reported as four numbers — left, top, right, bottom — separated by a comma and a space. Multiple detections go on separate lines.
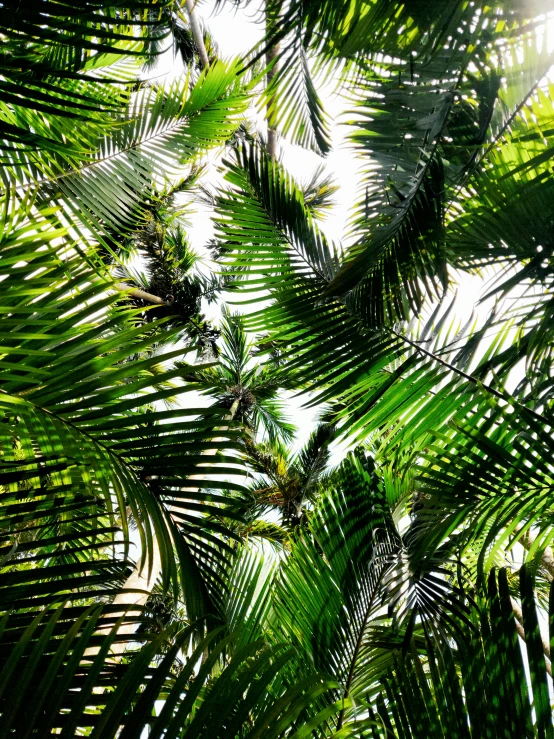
373, 568, 554, 737
0, 603, 337, 736
261, 35, 331, 156
271, 453, 400, 734
0, 1, 171, 160
0, 207, 249, 615
6, 62, 251, 252
414, 401, 554, 579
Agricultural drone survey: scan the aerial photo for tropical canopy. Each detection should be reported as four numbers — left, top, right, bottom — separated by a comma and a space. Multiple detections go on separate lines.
2, 0, 554, 735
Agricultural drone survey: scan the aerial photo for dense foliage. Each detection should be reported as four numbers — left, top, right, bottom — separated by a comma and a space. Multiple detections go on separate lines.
1, 0, 554, 735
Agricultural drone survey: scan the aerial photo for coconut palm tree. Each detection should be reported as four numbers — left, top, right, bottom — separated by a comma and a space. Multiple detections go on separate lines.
210, 0, 554, 733
112, 179, 222, 342
242, 422, 334, 531
0, 124, 332, 739
181, 307, 296, 443
261, 449, 554, 736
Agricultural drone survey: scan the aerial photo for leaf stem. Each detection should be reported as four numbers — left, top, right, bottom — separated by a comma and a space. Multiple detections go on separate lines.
388, 327, 551, 427
265, 2, 280, 159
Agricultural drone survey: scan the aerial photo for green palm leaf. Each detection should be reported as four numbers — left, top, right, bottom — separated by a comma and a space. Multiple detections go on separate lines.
0, 603, 337, 736
7, 61, 251, 253
0, 1, 170, 161
0, 206, 249, 613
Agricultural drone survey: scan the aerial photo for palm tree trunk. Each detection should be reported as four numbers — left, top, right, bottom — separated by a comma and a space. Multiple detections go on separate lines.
511, 597, 552, 677
185, 0, 210, 69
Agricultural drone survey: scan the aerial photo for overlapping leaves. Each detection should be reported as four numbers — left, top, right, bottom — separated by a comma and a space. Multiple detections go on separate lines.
0, 603, 337, 737
7, 61, 252, 254
0, 0, 171, 158
0, 207, 249, 617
